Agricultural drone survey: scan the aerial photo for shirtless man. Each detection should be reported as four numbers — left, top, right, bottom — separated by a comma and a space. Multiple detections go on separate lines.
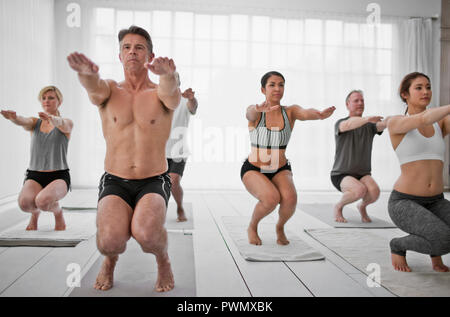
67, 26, 180, 292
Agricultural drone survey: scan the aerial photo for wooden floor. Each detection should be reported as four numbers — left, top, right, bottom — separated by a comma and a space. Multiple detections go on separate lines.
0, 189, 448, 297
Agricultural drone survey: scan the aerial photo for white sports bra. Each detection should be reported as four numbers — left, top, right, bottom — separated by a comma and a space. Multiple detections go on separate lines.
395, 121, 445, 165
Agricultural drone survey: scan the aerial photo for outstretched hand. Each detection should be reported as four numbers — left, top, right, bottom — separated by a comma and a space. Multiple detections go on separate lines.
319, 106, 336, 119
67, 52, 99, 75
182, 88, 195, 100
255, 101, 280, 113
145, 57, 176, 76
1, 110, 17, 120
38, 112, 51, 123
367, 116, 384, 123
39, 112, 64, 127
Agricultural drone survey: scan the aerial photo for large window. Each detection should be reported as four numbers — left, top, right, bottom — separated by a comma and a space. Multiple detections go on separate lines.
87, 7, 402, 190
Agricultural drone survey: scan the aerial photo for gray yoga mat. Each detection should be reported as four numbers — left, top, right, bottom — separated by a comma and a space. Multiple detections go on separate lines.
70, 232, 196, 297
222, 217, 325, 262
305, 228, 450, 297
298, 203, 396, 228
0, 212, 96, 247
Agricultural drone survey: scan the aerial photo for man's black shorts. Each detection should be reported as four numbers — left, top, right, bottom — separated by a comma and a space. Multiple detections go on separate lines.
330, 173, 370, 192
98, 172, 172, 209
167, 158, 187, 177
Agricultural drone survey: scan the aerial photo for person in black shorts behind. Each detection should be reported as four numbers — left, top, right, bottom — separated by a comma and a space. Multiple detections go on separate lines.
330, 90, 389, 223
165, 74, 198, 222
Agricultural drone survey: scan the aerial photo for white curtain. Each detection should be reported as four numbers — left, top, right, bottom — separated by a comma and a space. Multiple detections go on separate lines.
400, 18, 438, 106
52, 1, 440, 191
0, 0, 55, 199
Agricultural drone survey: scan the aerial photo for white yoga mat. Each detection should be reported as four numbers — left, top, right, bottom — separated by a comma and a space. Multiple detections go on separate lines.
299, 203, 396, 228
0, 212, 96, 247
305, 228, 450, 297
61, 189, 98, 210
70, 232, 196, 297
222, 217, 325, 262
165, 202, 193, 230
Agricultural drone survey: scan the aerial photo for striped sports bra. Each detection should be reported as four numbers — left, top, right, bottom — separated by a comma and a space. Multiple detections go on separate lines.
249, 107, 292, 149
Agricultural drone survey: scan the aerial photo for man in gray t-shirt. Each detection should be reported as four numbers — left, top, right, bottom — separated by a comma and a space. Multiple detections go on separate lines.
331, 90, 389, 223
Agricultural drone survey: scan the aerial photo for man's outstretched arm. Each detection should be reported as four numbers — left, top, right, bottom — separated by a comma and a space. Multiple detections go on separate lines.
146, 57, 181, 111
67, 52, 111, 106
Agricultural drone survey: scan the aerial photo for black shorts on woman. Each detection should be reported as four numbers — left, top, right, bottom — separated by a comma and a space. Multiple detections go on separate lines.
24, 169, 71, 191
240, 159, 292, 180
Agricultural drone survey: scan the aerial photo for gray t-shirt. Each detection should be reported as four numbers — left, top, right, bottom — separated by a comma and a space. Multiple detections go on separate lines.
330, 117, 382, 176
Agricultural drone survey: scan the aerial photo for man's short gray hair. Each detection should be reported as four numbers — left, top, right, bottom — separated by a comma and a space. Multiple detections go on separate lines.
345, 90, 364, 104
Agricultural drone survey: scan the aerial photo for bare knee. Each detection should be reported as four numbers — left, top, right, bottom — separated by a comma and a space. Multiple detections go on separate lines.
171, 180, 182, 193
260, 192, 281, 210
353, 185, 367, 200
35, 194, 55, 211
169, 174, 181, 187
367, 186, 380, 203
280, 192, 297, 209
97, 233, 128, 256
18, 196, 37, 212
133, 226, 166, 253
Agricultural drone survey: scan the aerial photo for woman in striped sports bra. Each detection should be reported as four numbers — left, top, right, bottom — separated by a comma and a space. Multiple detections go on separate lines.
1, 86, 73, 231
241, 71, 335, 246
388, 72, 450, 272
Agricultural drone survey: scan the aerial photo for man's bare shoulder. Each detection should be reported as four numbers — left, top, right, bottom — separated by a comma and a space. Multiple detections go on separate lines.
105, 79, 119, 88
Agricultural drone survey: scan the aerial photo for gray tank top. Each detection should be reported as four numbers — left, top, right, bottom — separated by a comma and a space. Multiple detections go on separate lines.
29, 119, 69, 171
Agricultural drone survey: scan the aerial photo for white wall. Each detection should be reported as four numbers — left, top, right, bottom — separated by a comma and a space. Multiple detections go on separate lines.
0, 0, 55, 199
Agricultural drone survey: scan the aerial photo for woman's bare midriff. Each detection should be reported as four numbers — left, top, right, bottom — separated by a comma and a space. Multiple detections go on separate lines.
248, 147, 288, 170
394, 160, 444, 196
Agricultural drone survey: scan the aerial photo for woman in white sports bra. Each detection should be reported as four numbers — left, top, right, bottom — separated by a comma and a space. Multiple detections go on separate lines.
241, 71, 335, 246
387, 72, 450, 272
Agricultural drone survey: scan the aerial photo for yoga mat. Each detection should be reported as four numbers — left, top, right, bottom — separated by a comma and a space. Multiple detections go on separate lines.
222, 217, 325, 262
0, 212, 96, 247
305, 228, 450, 297
61, 189, 98, 210
166, 202, 193, 230
70, 232, 196, 297
299, 203, 396, 228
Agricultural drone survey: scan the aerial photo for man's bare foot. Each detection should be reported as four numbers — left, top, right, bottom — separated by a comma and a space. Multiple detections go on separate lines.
431, 256, 450, 272
391, 253, 411, 272
155, 254, 175, 292
26, 212, 40, 231
94, 255, 118, 291
54, 209, 66, 231
333, 205, 347, 223
176, 207, 187, 222
247, 226, 262, 245
276, 225, 289, 245
357, 203, 372, 223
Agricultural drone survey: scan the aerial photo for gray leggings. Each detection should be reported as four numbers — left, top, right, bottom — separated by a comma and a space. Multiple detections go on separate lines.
388, 190, 450, 257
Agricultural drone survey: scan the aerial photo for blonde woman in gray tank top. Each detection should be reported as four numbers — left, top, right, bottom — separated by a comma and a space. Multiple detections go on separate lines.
1, 86, 73, 231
